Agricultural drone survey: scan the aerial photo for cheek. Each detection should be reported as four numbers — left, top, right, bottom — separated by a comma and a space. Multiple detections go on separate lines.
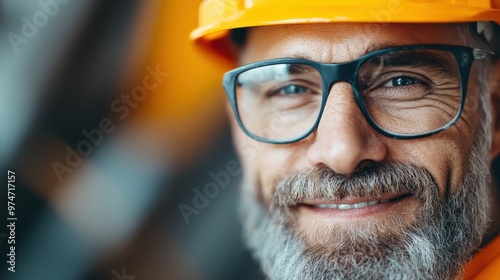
230, 117, 258, 171
387, 67, 484, 195
387, 113, 479, 196
231, 121, 311, 200
257, 144, 312, 199
390, 140, 462, 196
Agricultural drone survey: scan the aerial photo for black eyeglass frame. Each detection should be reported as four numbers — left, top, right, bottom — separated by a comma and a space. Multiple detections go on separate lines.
223, 44, 494, 144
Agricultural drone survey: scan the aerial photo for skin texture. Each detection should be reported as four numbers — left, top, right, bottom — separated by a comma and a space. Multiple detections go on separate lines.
230, 23, 500, 263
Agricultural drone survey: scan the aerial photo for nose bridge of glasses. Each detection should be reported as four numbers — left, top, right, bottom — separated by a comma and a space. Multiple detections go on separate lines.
316, 61, 364, 129
319, 62, 359, 94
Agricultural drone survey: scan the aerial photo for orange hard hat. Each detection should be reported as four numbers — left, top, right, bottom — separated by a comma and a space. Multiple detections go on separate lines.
190, 0, 500, 60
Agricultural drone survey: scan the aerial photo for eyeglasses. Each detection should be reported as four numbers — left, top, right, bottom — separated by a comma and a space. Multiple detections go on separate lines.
223, 45, 494, 144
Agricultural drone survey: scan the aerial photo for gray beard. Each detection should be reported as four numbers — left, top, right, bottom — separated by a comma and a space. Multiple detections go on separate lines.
239, 140, 491, 280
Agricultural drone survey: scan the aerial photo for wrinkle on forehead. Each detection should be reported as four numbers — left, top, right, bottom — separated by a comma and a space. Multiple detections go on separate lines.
240, 23, 468, 64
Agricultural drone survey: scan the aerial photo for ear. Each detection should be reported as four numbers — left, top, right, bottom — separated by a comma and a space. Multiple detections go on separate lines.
490, 59, 500, 160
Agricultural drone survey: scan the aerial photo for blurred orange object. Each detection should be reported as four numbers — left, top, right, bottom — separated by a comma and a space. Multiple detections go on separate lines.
126, 0, 235, 168
464, 236, 500, 279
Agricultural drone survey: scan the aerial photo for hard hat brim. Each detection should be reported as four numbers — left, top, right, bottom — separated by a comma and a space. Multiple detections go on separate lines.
190, 2, 500, 61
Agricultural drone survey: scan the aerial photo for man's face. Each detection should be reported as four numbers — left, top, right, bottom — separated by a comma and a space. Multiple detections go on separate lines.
231, 23, 495, 279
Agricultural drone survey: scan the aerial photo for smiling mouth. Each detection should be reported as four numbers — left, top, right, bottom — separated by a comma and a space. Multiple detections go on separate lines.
313, 199, 390, 210
297, 193, 413, 213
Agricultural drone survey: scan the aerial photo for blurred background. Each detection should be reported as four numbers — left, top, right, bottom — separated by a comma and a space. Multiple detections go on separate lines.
0, 0, 262, 279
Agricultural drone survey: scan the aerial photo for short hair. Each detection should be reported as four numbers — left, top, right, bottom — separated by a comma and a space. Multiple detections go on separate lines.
230, 28, 248, 48
468, 22, 500, 60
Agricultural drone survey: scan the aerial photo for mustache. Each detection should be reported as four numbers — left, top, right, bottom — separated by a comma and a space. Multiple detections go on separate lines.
271, 162, 439, 209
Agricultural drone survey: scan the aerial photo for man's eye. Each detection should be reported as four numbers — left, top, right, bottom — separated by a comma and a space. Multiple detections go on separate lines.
278, 85, 311, 95
383, 76, 417, 87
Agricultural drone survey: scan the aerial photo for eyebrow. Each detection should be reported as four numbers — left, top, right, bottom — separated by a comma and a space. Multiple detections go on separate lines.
237, 63, 317, 86
364, 51, 456, 76
288, 64, 317, 75
288, 44, 456, 76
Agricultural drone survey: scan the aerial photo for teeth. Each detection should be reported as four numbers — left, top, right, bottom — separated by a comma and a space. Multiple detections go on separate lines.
367, 200, 379, 206
316, 204, 338, 209
354, 202, 368, 208
337, 204, 353, 210
315, 199, 389, 210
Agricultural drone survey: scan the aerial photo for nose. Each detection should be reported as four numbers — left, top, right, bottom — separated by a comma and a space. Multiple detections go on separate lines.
307, 82, 387, 174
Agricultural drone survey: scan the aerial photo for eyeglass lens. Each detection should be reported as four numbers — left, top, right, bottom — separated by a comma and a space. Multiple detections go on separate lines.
235, 49, 462, 141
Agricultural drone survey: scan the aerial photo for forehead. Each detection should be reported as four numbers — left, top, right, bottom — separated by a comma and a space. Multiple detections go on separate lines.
240, 23, 468, 64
